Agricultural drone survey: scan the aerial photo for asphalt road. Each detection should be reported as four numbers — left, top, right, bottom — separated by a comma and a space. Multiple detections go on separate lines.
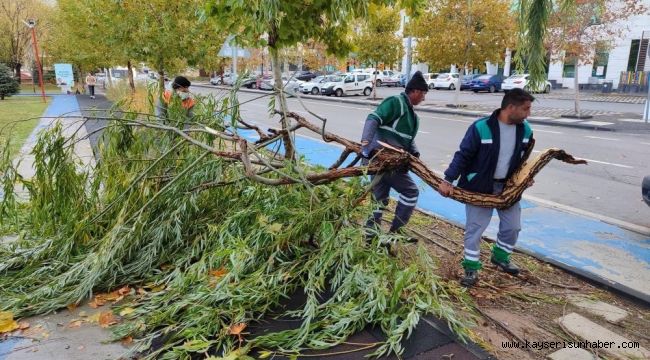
193, 87, 650, 230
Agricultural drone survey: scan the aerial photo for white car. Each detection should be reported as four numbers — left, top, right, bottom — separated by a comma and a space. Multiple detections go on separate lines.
259, 76, 303, 94
299, 75, 335, 95
371, 70, 400, 87
210, 73, 233, 85
422, 73, 439, 89
320, 73, 373, 97
502, 74, 551, 93
432, 73, 460, 90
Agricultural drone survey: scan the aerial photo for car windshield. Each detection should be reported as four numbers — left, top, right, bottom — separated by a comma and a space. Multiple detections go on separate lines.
436, 73, 450, 79
507, 74, 526, 79
328, 76, 343, 82
311, 76, 324, 83
477, 75, 492, 80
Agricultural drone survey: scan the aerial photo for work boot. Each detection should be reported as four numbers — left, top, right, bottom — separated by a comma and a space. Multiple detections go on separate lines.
460, 269, 479, 287
388, 228, 418, 243
490, 256, 520, 275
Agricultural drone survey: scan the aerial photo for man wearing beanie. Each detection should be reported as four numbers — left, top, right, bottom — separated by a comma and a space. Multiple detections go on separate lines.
156, 75, 195, 120
360, 71, 429, 250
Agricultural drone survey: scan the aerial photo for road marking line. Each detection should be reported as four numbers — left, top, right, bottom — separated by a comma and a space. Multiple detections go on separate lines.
531, 150, 632, 168
580, 120, 614, 126
585, 136, 619, 141
534, 129, 564, 134
419, 131, 430, 134
642, 142, 650, 146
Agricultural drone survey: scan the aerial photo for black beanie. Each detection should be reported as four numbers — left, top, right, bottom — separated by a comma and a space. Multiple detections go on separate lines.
406, 71, 428, 92
172, 76, 191, 89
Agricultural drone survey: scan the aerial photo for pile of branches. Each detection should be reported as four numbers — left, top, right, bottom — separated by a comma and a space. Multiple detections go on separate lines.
0, 87, 584, 359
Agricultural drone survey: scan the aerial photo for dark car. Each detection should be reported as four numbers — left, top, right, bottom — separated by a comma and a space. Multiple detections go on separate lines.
641, 175, 650, 206
470, 74, 504, 93
295, 71, 321, 82
460, 74, 482, 90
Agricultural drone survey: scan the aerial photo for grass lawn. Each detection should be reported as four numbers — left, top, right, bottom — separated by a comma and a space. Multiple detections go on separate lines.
20, 83, 60, 93
0, 96, 49, 158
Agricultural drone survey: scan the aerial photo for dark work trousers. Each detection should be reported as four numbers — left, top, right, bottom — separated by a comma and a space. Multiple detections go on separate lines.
88, 85, 95, 97
365, 169, 419, 233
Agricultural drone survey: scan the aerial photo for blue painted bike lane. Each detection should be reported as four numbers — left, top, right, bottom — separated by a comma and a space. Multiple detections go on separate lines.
241, 128, 650, 303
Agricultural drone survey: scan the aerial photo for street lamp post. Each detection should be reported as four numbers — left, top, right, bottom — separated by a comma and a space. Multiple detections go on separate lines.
23, 19, 46, 103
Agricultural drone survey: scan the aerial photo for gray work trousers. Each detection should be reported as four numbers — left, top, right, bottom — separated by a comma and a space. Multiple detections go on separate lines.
366, 169, 419, 232
463, 182, 521, 263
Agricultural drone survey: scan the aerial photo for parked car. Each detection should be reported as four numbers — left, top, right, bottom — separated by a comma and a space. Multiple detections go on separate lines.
259, 76, 303, 94
299, 75, 337, 95
502, 74, 552, 93
460, 74, 482, 90
295, 71, 321, 82
422, 73, 439, 89
470, 74, 504, 93
210, 73, 233, 85
641, 175, 650, 206
371, 70, 400, 87
432, 73, 460, 90
320, 73, 373, 97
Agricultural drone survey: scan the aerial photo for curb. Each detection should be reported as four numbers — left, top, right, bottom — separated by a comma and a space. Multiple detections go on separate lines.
196, 84, 623, 132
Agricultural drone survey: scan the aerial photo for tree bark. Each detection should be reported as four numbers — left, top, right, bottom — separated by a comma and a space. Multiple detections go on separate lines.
14, 63, 22, 84
127, 60, 136, 94
269, 41, 295, 160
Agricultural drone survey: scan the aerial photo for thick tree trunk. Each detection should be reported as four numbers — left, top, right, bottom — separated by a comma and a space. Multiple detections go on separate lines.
270, 46, 295, 160
127, 60, 136, 94
15, 63, 22, 84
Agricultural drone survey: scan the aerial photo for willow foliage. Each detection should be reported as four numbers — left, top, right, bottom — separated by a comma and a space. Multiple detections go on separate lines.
0, 88, 473, 359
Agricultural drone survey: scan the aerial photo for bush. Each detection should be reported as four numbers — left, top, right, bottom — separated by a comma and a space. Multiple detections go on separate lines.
0, 63, 19, 100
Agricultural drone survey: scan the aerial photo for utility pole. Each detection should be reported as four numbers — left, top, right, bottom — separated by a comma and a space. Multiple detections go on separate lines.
23, 19, 46, 103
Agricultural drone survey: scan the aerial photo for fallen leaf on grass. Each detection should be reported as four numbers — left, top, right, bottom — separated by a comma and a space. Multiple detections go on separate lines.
0, 311, 19, 334
227, 322, 247, 336
86, 312, 101, 324
121, 336, 133, 345
119, 307, 135, 316
99, 311, 118, 328
18, 321, 30, 330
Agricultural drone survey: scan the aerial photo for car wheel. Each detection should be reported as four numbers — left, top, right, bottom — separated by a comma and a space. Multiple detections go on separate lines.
375, 80, 382, 87
363, 87, 372, 96
335, 88, 343, 97
428, 83, 435, 90
544, 85, 551, 94
250, 83, 257, 89
449, 84, 455, 90
488, 85, 495, 93
643, 175, 650, 206
311, 87, 319, 95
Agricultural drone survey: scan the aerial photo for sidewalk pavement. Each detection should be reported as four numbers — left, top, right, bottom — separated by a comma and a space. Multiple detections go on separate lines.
199, 84, 650, 133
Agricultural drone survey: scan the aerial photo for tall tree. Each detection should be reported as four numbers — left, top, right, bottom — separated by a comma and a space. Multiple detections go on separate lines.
355, 4, 403, 99
0, 0, 52, 82
545, 0, 646, 117
408, 0, 516, 73
205, 0, 422, 160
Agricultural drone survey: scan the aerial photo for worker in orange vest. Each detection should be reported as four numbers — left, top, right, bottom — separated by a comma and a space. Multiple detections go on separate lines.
156, 76, 195, 120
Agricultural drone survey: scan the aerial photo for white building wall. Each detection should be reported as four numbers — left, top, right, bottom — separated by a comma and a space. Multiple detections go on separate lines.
547, 0, 650, 89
